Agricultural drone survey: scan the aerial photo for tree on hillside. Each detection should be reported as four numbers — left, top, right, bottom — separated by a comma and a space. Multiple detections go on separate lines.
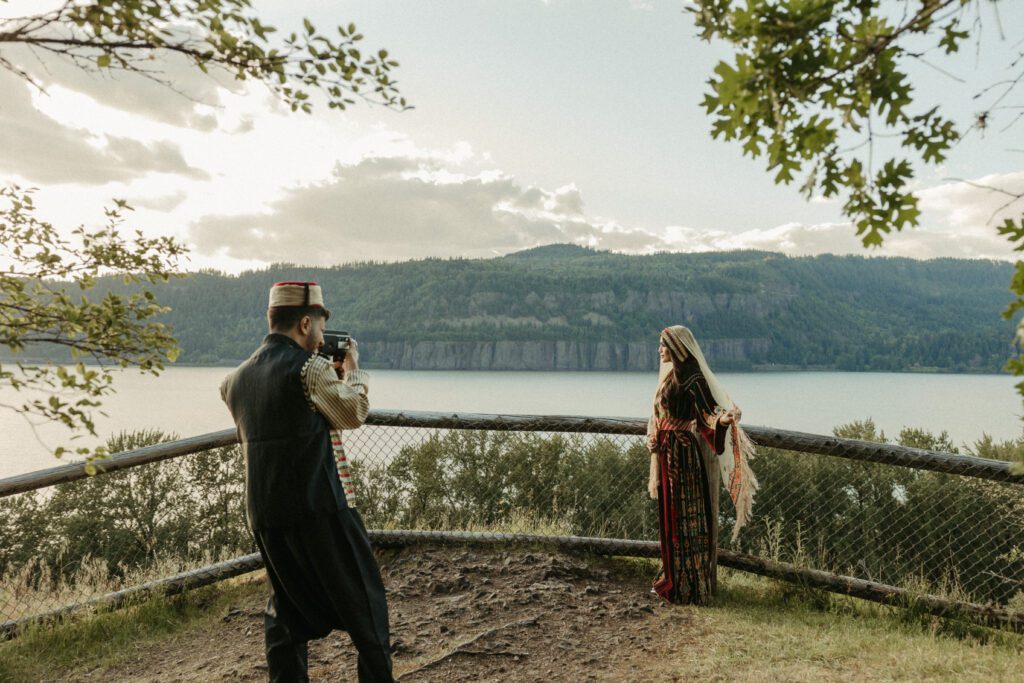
693, 0, 1024, 469
0, 0, 406, 463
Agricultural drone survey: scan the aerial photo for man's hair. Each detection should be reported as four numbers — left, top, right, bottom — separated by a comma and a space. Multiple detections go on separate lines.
267, 306, 326, 332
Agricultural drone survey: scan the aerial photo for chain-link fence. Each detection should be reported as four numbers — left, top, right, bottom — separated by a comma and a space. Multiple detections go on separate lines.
2, 410, 1023, 636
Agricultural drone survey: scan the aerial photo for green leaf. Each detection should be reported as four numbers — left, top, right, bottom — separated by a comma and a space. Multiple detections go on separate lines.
997, 216, 1024, 251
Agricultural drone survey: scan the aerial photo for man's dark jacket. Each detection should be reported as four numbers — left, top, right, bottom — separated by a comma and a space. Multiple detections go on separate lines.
221, 333, 349, 531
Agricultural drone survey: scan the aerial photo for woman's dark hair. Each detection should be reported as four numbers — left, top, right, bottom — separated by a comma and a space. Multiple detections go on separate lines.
267, 306, 326, 331
657, 353, 698, 417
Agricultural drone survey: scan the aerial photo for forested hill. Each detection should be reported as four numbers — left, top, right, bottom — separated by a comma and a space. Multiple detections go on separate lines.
113, 247, 1022, 371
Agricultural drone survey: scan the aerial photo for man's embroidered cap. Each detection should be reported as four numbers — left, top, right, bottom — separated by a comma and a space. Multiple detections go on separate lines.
268, 281, 331, 319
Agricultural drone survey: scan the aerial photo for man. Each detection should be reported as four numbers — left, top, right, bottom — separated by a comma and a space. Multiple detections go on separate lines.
221, 281, 393, 683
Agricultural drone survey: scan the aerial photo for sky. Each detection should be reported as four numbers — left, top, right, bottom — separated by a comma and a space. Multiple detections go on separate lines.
1, 0, 1023, 273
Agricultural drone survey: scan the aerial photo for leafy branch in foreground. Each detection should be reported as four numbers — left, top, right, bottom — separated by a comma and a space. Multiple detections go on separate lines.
0, 186, 187, 464
693, 0, 1024, 468
0, 0, 408, 113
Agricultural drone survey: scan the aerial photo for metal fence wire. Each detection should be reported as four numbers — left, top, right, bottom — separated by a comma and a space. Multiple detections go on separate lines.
1, 410, 1022, 635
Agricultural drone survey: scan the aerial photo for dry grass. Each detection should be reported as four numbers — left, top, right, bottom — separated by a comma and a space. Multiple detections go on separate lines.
1, 549, 252, 624
671, 568, 1024, 682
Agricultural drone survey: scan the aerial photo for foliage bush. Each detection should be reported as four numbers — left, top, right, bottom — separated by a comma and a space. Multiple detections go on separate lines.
738, 420, 1024, 604
0, 431, 248, 590
354, 431, 655, 540
2, 422, 1021, 612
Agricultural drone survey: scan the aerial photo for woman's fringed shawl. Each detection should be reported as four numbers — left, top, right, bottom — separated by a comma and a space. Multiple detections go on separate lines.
657, 325, 759, 541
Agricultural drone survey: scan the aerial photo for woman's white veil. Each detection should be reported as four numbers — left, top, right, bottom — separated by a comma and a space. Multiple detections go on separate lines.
657, 325, 759, 541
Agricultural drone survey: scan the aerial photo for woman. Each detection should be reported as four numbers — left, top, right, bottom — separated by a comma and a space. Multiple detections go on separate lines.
646, 325, 758, 605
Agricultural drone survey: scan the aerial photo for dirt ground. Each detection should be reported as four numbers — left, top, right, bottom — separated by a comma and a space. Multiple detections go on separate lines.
86, 546, 699, 682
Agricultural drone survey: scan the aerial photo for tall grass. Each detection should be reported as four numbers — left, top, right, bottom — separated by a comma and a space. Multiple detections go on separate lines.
1, 547, 252, 624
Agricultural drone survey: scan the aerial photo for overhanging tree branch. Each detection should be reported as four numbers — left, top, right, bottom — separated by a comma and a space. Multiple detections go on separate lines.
693, 0, 1024, 470
0, 0, 410, 113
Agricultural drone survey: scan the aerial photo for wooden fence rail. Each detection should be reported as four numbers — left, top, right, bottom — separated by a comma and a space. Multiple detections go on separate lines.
2, 409, 1021, 499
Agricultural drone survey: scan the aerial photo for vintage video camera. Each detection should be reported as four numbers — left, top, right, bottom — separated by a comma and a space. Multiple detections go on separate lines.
320, 330, 352, 363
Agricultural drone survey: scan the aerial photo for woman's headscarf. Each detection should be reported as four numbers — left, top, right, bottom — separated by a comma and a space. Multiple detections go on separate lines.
655, 325, 759, 541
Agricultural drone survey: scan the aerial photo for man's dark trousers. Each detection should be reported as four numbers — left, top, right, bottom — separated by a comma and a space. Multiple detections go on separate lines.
256, 509, 393, 683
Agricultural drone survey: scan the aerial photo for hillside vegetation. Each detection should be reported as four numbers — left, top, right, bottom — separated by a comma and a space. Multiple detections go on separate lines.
10, 246, 1017, 371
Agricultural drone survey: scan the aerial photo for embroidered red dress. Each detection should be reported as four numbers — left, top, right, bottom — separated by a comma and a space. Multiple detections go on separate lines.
647, 357, 728, 605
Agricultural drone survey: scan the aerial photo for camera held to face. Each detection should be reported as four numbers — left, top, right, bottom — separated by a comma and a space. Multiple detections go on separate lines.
320, 330, 352, 363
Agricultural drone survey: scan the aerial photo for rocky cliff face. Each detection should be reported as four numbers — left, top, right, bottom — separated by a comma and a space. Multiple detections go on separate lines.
491, 288, 796, 324
358, 285, 785, 370
363, 338, 771, 371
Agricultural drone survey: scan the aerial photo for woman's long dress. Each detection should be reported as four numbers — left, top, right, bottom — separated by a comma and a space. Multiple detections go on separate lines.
648, 359, 728, 605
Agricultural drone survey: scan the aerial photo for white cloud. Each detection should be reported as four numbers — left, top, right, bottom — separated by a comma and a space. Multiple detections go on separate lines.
129, 190, 188, 213
0, 70, 209, 184
185, 135, 1024, 267
919, 172, 1024, 229
189, 154, 576, 263
187, 142, 673, 264
652, 172, 1024, 261
0, 26, 245, 128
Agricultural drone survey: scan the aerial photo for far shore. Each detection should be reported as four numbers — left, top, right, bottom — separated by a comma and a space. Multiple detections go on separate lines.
0, 356, 1013, 376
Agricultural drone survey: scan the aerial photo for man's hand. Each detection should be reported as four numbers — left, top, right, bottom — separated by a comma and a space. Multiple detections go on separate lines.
343, 339, 360, 374
331, 339, 360, 379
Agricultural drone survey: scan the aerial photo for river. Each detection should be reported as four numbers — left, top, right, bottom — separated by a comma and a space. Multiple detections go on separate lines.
1, 368, 1021, 478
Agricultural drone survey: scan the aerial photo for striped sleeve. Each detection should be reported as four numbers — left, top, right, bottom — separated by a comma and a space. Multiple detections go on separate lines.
301, 354, 370, 430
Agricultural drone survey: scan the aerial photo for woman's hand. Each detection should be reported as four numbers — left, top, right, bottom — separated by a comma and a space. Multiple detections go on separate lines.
720, 405, 742, 426
648, 453, 659, 499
